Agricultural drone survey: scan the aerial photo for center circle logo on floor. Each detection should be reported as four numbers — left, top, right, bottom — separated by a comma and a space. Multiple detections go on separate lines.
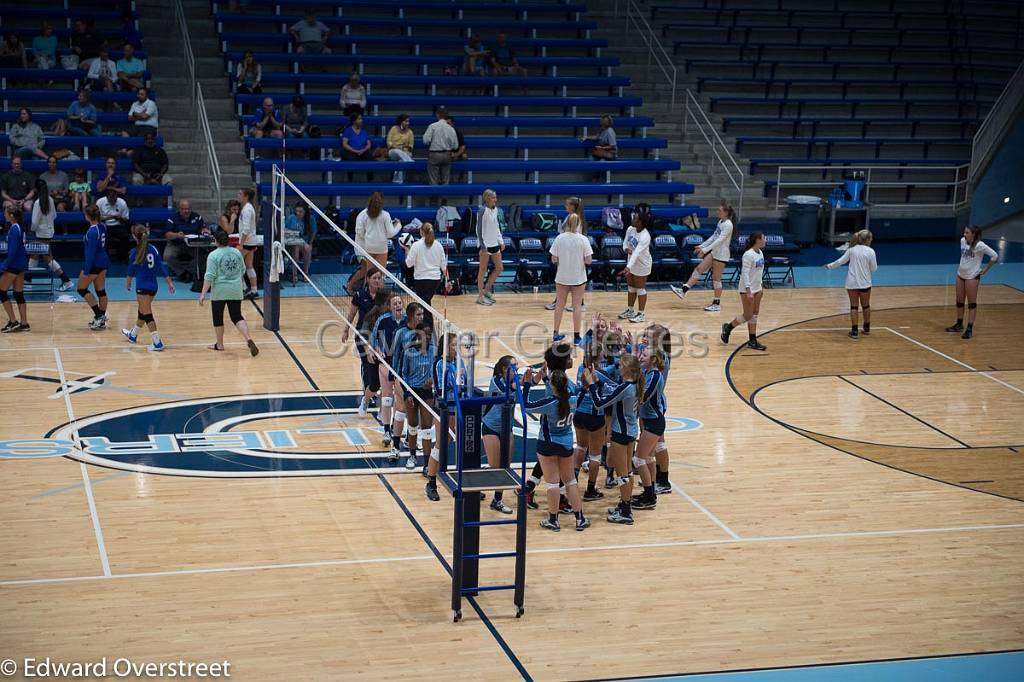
0, 392, 701, 476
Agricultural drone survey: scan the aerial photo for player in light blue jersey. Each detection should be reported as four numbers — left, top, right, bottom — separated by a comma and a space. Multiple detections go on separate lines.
391, 301, 424, 470
477, 355, 517, 515
123, 224, 175, 351
368, 292, 404, 454
631, 345, 667, 510
643, 323, 674, 494
425, 332, 468, 502
400, 322, 435, 480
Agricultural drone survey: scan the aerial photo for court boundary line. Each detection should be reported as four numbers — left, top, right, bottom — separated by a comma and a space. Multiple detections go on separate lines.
53, 348, 112, 578
575, 648, 1024, 682
837, 375, 971, 448
884, 327, 1024, 396
671, 484, 740, 539
3, 521, 1023, 588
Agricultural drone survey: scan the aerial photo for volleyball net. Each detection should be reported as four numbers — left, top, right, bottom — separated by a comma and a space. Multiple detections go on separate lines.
262, 165, 533, 459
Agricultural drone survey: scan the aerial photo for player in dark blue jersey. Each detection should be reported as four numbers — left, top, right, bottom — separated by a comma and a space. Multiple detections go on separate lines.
632, 345, 667, 510
1, 206, 30, 332
644, 324, 674, 494
586, 353, 643, 525
523, 364, 589, 532
478, 355, 517, 514
391, 301, 425, 469
122, 224, 175, 351
401, 324, 435, 486
78, 205, 111, 330
425, 332, 467, 501
343, 269, 385, 418
574, 345, 610, 500
367, 291, 404, 454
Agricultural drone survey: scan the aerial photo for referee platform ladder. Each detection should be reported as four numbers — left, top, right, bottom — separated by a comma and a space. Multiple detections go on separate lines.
437, 368, 529, 623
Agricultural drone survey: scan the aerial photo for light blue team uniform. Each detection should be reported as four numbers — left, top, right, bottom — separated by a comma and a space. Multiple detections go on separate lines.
589, 377, 639, 444
522, 381, 578, 456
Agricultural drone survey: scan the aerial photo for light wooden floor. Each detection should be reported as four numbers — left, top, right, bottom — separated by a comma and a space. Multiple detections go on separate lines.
2, 284, 1024, 681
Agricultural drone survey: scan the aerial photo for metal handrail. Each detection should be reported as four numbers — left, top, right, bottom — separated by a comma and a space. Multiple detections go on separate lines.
683, 88, 746, 218
970, 57, 1024, 184
624, 0, 676, 111
174, 0, 221, 210
772, 164, 971, 212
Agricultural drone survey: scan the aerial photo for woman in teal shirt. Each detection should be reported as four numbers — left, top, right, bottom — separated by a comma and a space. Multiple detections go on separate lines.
199, 230, 259, 355
31, 24, 57, 70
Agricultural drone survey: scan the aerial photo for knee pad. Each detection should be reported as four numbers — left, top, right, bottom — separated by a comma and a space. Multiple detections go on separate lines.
850, 306, 858, 311
712, 280, 723, 289
632, 455, 646, 469
95, 289, 107, 298
573, 446, 586, 459
565, 479, 578, 487
13, 291, 25, 305
656, 442, 668, 453
382, 396, 394, 408
49, 259, 61, 273
968, 302, 977, 310
137, 308, 144, 321
545, 482, 561, 491
637, 288, 647, 296
750, 315, 758, 324
429, 448, 440, 462
393, 410, 406, 424
627, 286, 637, 294
142, 313, 155, 324
76, 288, 90, 298
0, 290, 8, 303
861, 305, 869, 310
956, 302, 965, 308
419, 426, 435, 441
644, 457, 656, 466
588, 453, 602, 463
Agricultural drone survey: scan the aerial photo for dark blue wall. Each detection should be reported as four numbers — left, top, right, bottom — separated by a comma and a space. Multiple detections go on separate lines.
971, 109, 1024, 228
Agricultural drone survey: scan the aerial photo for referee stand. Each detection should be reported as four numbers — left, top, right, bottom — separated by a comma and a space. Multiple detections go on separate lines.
436, 333, 528, 623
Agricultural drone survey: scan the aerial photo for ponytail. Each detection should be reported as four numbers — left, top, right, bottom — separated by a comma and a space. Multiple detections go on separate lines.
719, 199, 736, 223
744, 231, 764, 251
549, 370, 571, 422
620, 355, 643, 402
566, 196, 585, 234
132, 223, 149, 264
422, 221, 435, 247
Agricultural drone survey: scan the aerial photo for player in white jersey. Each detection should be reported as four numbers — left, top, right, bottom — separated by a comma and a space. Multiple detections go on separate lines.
618, 205, 653, 323
946, 224, 998, 339
237, 187, 260, 299
826, 229, 878, 338
721, 232, 767, 350
671, 200, 735, 311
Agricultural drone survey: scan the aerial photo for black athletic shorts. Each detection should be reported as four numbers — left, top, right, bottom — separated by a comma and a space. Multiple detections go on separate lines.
360, 357, 381, 392
642, 416, 666, 436
537, 441, 574, 458
88, 266, 107, 276
136, 287, 158, 297
243, 244, 258, 252
573, 412, 605, 432
957, 274, 981, 282
482, 424, 502, 438
485, 245, 501, 254
611, 431, 635, 445
850, 287, 872, 293
3, 267, 23, 276
713, 257, 729, 264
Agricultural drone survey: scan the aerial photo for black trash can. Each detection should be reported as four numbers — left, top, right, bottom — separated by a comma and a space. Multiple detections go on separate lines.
786, 195, 821, 245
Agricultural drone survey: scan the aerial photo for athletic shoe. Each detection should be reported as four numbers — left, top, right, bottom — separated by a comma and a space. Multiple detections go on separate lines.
382, 433, 392, 449
88, 317, 106, 330
945, 322, 964, 332
862, 327, 871, 336
483, 291, 496, 303
575, 516, 591, 531
580, 460, 589, 473
387, 448, 398, 463
655, 481, 673, 495
632, 496, 657, 510
489, 498, 513, 514
525, 491, 538, 509
57, 280, 73, 292
617, 308, 635, 319
747, 339, 767, 351
721, 322, 732, 344
14, 322, 30, 333
121, 328, 138, 344
552, 333, 565, 342
421, 464, 429, 478
607, 507, 634, 525
604, 472, 617, 489
425, 483, 440, 502
539, 518, 560, 532
610, 475, 630, 489
544, 301, 557, 311
564, 305, 574, 313
848, 330, 859, 339
669, 285, 687, 300
245, 289, 259, 300
583, 488, 605, 501
405, 454, 417, 470
962, 328, 973, 339
574, 336, 587, 348
476, 295, 493, 306
629, 311, 646, 323
559, 499, 573, 515
147, 341, 164, 352
2, 321, 19, 333
703, 302, 721, 312
358, 400, 368, 417
580, 303, 587, 312
248, 339, 259, 357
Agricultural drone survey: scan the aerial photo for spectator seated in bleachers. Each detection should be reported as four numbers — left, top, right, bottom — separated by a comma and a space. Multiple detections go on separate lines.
163, 199, 208, 282
116, 42, 145, 92
464, 35, 489, 76
9, 108, 48, 161
125, 87, 158, 137
340, 112, 373, 163
338, 72, 366, 118
236, 50, 262, 95
131, 132, 171, 190
489, 33, 528, 77
1, 157, 36, 211
39, 156, 70, 211
386, 114, 414, 184
282, 95, 308, 139
69, 18, 103, 70
65, 89, 101, 137
289, 13, 331, 56
94, 157, 127, 199
582, 114, 617, 161
68, 168, 90, 210
251, 97, 283, 139
87, 46, 119, 100
0, 33, 27, 70
448, 115, 468, 183
31, 23, 58, 71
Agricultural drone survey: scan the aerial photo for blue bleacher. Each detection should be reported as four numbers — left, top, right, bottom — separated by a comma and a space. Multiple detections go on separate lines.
212, 0, 588, 17
218, 33, 607, 56
234, 93, 642, 116
0, 69, 152, 89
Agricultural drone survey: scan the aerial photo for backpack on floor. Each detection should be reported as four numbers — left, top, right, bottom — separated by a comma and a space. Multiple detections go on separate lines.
531, 211, 558, 231
506, 203, 522, 232
460, 206, 476, 240
601, 207, 624, 231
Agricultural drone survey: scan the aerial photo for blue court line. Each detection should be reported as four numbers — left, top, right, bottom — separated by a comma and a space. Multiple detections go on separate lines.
249, 299, 533, 681
586, 650, 1024, 682
32, 471, 132, 499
